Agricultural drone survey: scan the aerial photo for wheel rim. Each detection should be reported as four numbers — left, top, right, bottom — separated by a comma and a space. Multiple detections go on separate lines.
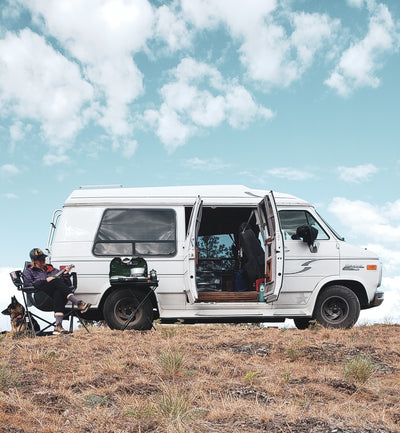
321, 296, 349, 324
114, 297, 142, 327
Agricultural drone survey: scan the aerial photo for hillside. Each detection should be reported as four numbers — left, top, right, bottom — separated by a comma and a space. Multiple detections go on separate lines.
1, 323, 399, 433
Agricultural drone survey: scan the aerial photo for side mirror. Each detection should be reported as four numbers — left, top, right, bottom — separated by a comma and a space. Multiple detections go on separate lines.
309, 241, 319, 253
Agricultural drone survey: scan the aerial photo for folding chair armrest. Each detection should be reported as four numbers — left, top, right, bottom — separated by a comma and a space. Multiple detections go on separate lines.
19, 286, 38, 294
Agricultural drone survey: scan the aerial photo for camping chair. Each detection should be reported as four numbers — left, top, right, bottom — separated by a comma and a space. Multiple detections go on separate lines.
9, 266, 89, 335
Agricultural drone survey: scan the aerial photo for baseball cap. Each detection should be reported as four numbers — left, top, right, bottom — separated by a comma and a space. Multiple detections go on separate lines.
29, 248, 47, 261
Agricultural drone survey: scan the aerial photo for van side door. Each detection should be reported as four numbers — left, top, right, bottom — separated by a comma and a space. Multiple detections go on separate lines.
256, 192, 284, 302
184, 196, 203, 303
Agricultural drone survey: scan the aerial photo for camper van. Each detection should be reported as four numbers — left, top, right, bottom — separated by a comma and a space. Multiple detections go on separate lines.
46, 185, 383, 330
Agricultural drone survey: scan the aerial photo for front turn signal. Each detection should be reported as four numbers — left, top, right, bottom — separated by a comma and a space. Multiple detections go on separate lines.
367, 265, 377, 270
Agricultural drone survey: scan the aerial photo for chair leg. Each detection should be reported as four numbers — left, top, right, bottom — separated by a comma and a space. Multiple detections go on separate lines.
64, 308, 90, 333
20, 292, 56, 336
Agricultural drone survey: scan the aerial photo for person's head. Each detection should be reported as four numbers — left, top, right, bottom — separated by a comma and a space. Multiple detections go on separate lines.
29, 248, 47, 265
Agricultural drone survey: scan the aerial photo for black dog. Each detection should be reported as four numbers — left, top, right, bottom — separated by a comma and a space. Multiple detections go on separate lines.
2, 296, 40, 334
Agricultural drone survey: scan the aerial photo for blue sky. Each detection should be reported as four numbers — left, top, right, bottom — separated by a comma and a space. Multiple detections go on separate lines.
1, 0, 399, 329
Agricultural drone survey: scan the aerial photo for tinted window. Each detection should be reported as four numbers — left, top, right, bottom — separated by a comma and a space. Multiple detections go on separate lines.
93, 209, 176, 256
279, 210, 329, 240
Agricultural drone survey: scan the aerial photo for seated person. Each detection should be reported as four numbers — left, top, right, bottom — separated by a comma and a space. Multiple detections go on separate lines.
23, 248, 91, 334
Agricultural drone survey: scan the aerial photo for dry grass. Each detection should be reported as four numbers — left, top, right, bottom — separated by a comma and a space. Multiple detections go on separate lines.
1, 323, 400, 432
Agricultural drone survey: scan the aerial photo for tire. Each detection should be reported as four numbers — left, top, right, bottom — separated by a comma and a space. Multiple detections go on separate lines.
103, 288, 153, 330
314, 285, 360, 329
293, 317, 312, 330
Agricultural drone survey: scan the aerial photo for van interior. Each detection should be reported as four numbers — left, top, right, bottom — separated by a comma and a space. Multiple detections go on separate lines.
185, 206, 264, 302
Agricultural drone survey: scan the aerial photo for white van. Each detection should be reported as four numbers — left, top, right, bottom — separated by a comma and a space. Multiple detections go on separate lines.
46, 185, 383, 330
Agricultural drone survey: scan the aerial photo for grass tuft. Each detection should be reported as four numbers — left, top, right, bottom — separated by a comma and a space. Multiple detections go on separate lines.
243, 370, 260, 386
0, 363, 20, 389
285, 337, 304, 361
83, 394, 109, 407
155, 382, 204, 432
157, 348, 186, 375
344, 355, 377, 384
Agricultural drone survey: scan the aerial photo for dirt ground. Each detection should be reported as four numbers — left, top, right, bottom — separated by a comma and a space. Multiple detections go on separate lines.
1, 323, 399, 432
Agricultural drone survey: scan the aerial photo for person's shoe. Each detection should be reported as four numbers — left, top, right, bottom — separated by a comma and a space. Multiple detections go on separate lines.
53, 325, 69, 334
77, 301, 91, 313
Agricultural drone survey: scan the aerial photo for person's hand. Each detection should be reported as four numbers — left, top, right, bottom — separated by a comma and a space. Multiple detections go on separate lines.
46, 276, 55, 282
64, 265, 72, 274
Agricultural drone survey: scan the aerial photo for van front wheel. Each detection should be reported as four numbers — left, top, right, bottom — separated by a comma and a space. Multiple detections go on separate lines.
103, 288, 153, 330
314, 285, 360, 329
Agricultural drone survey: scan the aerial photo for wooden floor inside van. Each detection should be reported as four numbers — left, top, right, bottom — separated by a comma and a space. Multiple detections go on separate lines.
197, 291, 258, 302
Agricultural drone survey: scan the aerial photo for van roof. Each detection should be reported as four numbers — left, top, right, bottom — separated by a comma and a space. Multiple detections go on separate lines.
64, 185, 310, 207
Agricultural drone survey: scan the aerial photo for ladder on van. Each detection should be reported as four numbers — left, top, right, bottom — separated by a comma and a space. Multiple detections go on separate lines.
46, 209, 62, 251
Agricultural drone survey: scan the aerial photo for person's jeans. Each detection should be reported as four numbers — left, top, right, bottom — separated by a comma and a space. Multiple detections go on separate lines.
39, 278, 72, 312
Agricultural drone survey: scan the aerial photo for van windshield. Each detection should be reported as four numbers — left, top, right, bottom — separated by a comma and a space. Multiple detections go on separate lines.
316, 211, 345, 241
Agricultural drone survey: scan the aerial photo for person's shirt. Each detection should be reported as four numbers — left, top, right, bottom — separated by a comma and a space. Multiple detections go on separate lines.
23, 264, 71, 289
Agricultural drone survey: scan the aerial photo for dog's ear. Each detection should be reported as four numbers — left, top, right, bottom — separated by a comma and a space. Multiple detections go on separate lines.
1, 307, 11, 316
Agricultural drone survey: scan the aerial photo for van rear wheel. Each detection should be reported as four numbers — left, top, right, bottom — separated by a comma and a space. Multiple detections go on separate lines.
103, 288, 153, 330
314, 285, 360, 329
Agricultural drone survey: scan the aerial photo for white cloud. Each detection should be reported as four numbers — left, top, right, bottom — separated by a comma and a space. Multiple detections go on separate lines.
144, 57, 273, 150
181, 0, 277, 33
112, 138, 138, 159
43, 153, 70, 166
154, 5, 192, 51
291, 12, 339, 68
9, 120, 31, 143
338, 163, 379, 183
181, 0, 338, 88
267, 167, 315, 181
185, 157, 230, 171
144, 105, 195, 152
328, 195, 400, 324
24, 0, 153, 139
328, 197, 400, 244
1, 0, 398, 162
3, 193, 18, 199
325, 3, 397, 96
360, 275, 400, 324
0, 164, 20, 177
364, 243, 400, 274
0, 29, 93, 151
347, 0, 366, 8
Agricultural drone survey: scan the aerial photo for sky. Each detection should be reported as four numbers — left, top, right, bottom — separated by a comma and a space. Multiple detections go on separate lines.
0, 0, 399, 330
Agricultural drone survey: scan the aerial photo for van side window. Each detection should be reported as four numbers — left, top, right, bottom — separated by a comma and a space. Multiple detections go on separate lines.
279, 210, 329, 240
93, 209, 176, 256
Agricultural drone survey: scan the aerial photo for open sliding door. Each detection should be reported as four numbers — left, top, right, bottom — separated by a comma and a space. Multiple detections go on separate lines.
256, 191, 284, 302
184, 196, 203, 303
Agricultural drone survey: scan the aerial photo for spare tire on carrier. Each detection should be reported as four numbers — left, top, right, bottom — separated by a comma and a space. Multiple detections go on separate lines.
103, 287, 154, 330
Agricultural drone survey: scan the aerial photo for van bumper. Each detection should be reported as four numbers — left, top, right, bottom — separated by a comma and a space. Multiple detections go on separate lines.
366, 291, 384, 309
